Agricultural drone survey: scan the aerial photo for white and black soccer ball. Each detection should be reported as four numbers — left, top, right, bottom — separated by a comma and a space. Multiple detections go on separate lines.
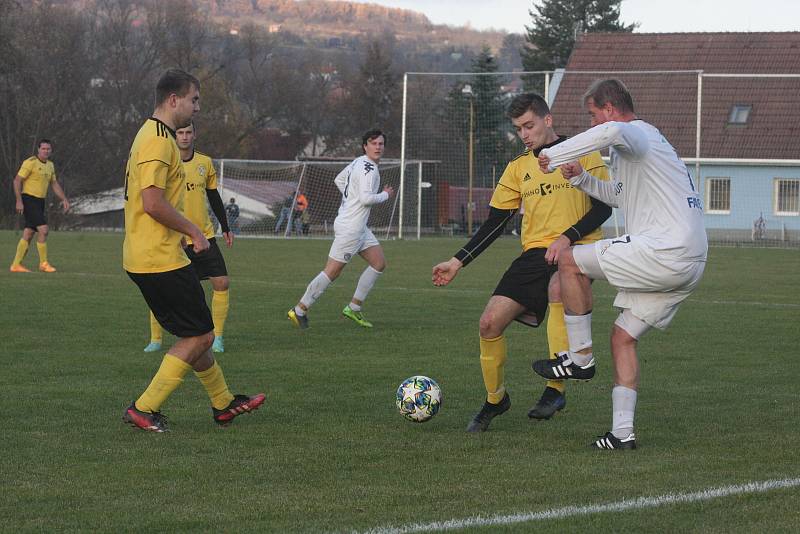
396, 375, 442, 423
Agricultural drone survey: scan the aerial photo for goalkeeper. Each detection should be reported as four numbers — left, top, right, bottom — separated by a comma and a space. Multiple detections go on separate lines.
432, 93, 611, 432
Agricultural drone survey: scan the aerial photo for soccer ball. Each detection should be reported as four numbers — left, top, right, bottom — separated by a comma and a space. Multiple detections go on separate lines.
396, 375, 442, 423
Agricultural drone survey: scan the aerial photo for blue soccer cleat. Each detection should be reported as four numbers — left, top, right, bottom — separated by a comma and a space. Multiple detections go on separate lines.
143, 341, 162, 353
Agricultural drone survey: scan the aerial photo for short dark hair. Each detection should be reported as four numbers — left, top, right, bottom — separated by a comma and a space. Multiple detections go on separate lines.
36, 138, 52, 149
155, 69, 200, 106
507, 93, 550, 119
583, 79, 635, 114
362, 129, 385, 147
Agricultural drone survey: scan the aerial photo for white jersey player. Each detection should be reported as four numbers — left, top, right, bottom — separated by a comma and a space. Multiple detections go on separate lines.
532, 79, 707, 450
288, 130, 395, 330
333, 155, 388, 234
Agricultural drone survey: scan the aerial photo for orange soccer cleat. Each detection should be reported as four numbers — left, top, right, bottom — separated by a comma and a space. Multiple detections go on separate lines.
38, 261, 57, 273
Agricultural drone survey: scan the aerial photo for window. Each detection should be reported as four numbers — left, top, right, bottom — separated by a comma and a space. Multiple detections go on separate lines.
705, 177, 731, 214
728, 104, 751, 124
774, 178, 800, 216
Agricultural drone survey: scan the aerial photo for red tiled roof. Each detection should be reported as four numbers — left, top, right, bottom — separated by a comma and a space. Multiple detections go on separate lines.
550, 32, 800, 159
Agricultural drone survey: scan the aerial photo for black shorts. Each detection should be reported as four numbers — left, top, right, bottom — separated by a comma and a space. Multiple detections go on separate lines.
127, 264, 214, 338
184, 237, 228, 280
22, 193, 46, 229
492, 248, 557, 328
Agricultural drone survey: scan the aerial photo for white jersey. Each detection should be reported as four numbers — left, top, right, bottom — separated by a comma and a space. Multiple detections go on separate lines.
541, 120, 707, 262
333, 155, 389, 233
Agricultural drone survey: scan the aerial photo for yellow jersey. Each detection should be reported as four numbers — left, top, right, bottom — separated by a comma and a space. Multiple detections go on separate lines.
123, 118, 190, 274
18, 157, 56, 198
491, 146, 609, 251
182, 150, 218, 243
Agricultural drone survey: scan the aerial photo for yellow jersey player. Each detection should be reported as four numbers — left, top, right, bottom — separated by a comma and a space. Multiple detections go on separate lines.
144, 122, 233, 354
122, 68, 264, 433
9, 139, 70, 273
432, 92, 611, 432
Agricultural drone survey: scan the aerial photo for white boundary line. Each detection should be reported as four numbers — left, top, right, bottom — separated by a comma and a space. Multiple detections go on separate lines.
357, 478, 800, 534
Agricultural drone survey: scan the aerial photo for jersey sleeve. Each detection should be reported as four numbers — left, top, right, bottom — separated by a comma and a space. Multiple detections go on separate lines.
489, 160, 522, 210
137, 136, 173, 166
137, 137, 173, 189
206, 159, 218, 189
138, 160, 169, 189
542, 121, 649, 169
17, 159, 33, 179
357, 160, 388, 206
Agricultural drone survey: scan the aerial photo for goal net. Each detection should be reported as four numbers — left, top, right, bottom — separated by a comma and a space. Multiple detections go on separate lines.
214, 159, 420, 239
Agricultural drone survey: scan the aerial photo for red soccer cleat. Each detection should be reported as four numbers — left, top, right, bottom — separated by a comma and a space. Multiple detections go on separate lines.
213, 393, 266, 426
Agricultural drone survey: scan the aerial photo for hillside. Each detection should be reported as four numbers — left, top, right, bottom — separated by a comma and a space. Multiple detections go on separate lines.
205, 0, 508, 51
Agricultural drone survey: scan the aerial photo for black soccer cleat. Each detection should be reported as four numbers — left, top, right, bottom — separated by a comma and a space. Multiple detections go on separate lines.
532, 352, 596, 381
590, 431, 636, 450
213, 393, 266, 426
527, 386, 566, 420
466, 392, 511, 433
123, 402, 169, 433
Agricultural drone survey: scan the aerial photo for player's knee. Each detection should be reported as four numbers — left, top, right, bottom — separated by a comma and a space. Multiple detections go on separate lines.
478, 313, 501, 338
38, 226, 49, 238
557, 258, 579, 276
372, 260, 386, 272
213, 277, 229, 291
199, 331, 214, 351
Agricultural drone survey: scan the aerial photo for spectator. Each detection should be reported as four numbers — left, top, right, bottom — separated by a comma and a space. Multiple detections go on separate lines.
225, 197, 240, 235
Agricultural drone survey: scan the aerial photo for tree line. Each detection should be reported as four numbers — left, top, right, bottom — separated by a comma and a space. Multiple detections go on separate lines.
0, 0, 412, 225
0, 0, 632, 227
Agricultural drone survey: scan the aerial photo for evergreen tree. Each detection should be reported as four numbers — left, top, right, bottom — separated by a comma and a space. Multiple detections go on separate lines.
351, 40, 398, 133
469, 46, 510, 188
522, 0, 636, 74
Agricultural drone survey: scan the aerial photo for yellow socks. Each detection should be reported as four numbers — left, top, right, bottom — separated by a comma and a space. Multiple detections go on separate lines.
149, 311, 162, 343
12, 239, 28, 266
135, 354, 191, 413
479, 335, 508, 404
212, 289, 229, 337
546, 302, 568, 394
36, 241, 48, 264
195, 361, 234, 410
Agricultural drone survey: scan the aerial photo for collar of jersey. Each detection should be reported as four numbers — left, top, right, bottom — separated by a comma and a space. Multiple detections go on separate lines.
531, 135, 568, 157
149, 117, 176, 139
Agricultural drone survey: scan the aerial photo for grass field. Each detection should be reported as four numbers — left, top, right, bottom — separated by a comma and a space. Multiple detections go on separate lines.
1, 229, 799, 532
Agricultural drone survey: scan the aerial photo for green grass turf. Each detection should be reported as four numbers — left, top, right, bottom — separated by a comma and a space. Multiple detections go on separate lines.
1, 230, 799, 532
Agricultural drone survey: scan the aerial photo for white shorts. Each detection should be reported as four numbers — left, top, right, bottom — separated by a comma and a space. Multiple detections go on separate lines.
329, 225, 380, 263
572, 235, 705, 330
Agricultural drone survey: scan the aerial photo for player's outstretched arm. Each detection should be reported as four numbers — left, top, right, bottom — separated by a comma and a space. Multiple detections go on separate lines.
541, 121, 649, 170
432, 257, 462, 286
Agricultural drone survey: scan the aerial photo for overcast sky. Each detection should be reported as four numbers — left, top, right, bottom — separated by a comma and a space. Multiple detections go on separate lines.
338, 0, 800, 34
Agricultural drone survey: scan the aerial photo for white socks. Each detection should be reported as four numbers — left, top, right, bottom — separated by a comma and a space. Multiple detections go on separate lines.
565, 312, 593, 366
298, 271, 332, 315
352, 266, 382, 306
611, 385, 637, 439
